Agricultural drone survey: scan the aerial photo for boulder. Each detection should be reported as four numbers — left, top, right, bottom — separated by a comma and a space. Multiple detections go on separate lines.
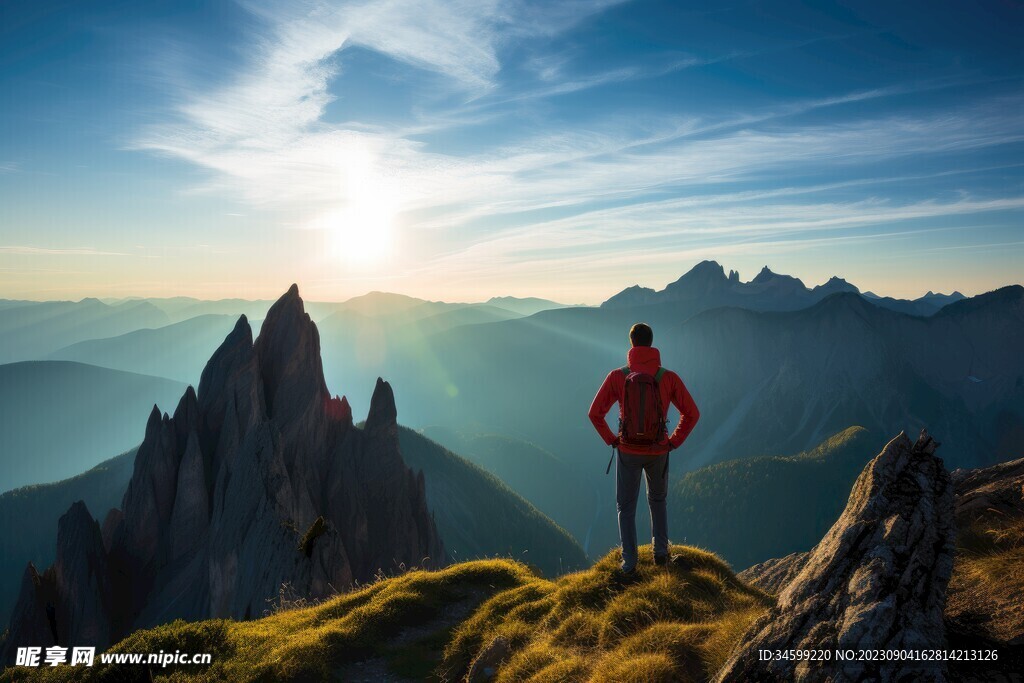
467, 636, 512, 682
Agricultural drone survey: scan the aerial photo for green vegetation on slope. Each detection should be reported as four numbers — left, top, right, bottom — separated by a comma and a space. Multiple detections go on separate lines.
0, 449, 136, 626
670, 426, 876, 570
398, 426, 588, 576
418, 427, 592, 550
8, 547, 769, 682
0, 427, 584, 638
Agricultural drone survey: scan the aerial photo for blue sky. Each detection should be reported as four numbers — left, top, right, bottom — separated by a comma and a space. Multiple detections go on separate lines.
1, 0, 1021, 303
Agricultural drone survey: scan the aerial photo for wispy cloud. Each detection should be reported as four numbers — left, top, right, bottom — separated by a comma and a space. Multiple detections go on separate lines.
925, 240, 1024, 252
137, 1, 625, 209
396, 96, 1024, 237
0, 246, 128, 256
131, 0, 1024, 300
422, 196, 1024, 270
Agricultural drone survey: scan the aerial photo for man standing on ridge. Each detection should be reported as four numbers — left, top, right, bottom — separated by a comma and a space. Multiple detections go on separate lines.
588, 322, 700, 574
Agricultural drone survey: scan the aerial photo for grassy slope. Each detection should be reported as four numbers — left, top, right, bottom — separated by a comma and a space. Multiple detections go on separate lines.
398, 427, 588, 577
10, 546, 769, 683
670, 426, 876, 569
441, 545, 770, 683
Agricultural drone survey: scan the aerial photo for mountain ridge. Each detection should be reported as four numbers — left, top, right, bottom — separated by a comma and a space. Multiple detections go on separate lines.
601, 259, 975, 317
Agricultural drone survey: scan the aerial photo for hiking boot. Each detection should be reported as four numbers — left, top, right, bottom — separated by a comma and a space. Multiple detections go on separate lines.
654, 554, 669, 567
618, 560, 637, 576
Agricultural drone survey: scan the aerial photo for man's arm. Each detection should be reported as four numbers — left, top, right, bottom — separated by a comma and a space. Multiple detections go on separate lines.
588, 372, 619, 446
667, 374, 700, 449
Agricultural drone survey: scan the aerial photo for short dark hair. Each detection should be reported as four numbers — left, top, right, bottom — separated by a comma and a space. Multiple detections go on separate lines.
629, 322, 653, 347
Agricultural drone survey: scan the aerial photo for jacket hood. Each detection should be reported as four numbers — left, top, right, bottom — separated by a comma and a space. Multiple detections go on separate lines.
627, 346, 662, 374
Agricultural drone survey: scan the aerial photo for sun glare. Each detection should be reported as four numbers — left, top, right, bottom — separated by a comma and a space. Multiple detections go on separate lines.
320, 149, 399, 268
324, 196, 395, 266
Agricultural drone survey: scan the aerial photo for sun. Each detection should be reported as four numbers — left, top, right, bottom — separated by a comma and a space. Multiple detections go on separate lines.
324, 195, 395, 266
319, 149, 399, 268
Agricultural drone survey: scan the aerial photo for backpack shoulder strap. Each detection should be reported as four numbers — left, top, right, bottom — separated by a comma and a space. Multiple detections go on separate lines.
654, 367, 666, 382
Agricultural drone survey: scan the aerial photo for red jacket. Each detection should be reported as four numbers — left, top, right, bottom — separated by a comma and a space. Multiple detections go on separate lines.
588, 346, 700, 455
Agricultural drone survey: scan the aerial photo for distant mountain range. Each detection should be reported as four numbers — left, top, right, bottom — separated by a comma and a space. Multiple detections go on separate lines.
1, 263, 1019, 560
93, 291, 571, 323
485, 296, 576, 316
0, 298, 170, 363
0, 362, 185, 491
601, 260, 965, 317
11, 294, 569, 388
47, 314, 244, 383
395, 282, 1022, 468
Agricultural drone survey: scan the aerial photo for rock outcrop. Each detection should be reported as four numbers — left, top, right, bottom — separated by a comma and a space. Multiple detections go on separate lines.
2, 285, 444, 660
952, 456, 1024, 527
739, 454, 1024, 679
737, 550, 808, 595
718, 430, 956, 682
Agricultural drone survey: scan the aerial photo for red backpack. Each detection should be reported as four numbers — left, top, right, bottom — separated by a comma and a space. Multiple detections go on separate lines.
618, 366, 668, 449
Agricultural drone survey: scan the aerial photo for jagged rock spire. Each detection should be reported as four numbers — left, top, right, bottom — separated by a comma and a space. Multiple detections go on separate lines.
366, 377, 398, 432
53, 502, 112, 648
196, 314, 261, 462
751, 264, 775, 283
172, 385, 199, 444
4, 285, 445, 659
253, 283, 328, 422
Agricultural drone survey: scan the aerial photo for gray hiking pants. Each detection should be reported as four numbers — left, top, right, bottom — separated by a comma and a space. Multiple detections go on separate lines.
616, 450, 669, 570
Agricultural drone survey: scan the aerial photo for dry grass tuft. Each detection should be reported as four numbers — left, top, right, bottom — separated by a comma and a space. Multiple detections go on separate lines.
947, 515, 1024, 646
